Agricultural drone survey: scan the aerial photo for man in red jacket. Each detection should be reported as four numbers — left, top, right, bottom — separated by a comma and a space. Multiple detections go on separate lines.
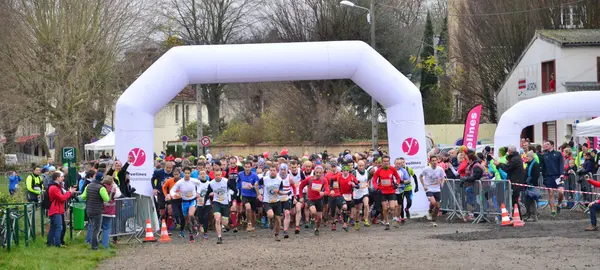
47, 172, 76, 247
372, 155, 401, 230
585, 179, 600, 231
298, 165, 330, 236
329, 166, 358, 231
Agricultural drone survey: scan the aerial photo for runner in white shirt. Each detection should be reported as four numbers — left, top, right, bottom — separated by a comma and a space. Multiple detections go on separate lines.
278, 163, 296, 239
289, 160, 305, 234
256, 167, 285, 241
204, 170, 237, 244
352, 160, 371, 230
170, 167, 202, 242
195, 170, 211, 240
419, 156, 446, 227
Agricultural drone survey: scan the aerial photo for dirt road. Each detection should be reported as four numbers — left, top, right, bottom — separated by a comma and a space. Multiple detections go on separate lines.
99, 211, 600, 270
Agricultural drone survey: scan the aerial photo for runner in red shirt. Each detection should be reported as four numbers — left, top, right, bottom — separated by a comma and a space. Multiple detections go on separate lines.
372, 155, 401, 230
298, 165, 330, 236
329, 165, 358, 231
301, 160, 314, 229
324, 162, 341, 224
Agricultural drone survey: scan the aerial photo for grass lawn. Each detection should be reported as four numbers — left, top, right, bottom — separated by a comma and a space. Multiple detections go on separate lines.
0, 234, 117, 270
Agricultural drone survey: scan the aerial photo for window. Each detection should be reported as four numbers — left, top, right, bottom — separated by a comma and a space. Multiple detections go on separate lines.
175, 105, 179, 123
541, 60, 556, 93
542, 121, 557, 144
597, 57, 600, 83
185, 105, 190, 122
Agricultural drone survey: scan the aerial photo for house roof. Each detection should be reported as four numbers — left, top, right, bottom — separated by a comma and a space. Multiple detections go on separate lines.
537, 29, 600, 47
565, 82, 600, 92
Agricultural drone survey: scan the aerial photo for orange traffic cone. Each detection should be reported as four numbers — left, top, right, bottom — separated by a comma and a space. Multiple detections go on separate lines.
143, 219, 157, 242
159, 219, 171, 243
500, 203, 512, 226
512, 204, 524, 227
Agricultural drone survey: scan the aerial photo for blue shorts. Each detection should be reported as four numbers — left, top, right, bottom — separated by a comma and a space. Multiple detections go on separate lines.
182, 200, 197, 217
543, 176, 563, 189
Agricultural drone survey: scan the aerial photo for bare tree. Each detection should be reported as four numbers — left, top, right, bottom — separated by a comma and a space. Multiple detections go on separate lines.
0, 0, 151, 162
161, 0, 264, 137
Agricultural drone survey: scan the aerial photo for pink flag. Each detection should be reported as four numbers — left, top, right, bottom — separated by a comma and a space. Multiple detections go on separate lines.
463, 104, 483, 150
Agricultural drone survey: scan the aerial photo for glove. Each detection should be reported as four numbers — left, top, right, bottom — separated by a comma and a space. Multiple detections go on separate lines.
414, 187, 419, 193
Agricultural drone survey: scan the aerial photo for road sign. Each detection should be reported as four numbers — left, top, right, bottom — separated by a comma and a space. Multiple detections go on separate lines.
62, 147, 77, 163
182, 142, 187, 149
181, 135, 188, 142
200, 136, 211, 147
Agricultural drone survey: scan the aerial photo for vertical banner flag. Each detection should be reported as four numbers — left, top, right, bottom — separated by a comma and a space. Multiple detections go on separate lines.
463, 104, 483, 149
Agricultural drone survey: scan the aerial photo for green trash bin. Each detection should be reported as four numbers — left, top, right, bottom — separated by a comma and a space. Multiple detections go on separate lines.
73, 202, 86, 230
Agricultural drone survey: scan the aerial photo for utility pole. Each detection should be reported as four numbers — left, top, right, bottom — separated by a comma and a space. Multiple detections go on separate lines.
195, 84, 203, 157
369, 0, 378, 152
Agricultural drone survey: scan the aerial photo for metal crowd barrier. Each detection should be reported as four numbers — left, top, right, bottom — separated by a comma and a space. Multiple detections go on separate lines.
440, 179, 512, 224
109, 197, 142, 243
1, 202, 38, 252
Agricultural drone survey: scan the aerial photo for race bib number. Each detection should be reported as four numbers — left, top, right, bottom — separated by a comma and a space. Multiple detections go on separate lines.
280, 196, 289, 202
269, 197, 278, 203
198, 197, 205, 206
359, 182, 368, 189
332, 181, 339, 189
343, 194, 352, 201
381, 179, 391, 186
216, 192, 226, 202
184, 192, 193, 198
311, 183, 322, 192
34, 187, 41, 191
243, 183, 253, 189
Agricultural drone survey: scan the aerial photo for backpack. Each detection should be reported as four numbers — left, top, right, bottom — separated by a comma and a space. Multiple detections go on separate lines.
41, 186, 52, 210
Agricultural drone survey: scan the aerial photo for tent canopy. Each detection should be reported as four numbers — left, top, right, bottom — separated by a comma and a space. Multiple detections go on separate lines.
84, 131, 115, 151
575, 118, 600, 137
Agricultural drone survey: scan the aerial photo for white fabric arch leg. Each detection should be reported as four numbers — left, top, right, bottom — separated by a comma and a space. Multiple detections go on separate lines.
116, 41, 428, 212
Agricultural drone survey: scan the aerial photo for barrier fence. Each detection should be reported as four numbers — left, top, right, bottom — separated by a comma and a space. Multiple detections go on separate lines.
0, 202, 41, 252
440, 179, 513, 224
110, 197, 142, 243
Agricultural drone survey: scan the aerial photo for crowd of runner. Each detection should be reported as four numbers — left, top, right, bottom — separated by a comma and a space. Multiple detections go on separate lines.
149, 149, 438, 244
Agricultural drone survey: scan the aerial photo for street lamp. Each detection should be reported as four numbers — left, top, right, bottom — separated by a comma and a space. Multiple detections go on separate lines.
340, 0, 378, 152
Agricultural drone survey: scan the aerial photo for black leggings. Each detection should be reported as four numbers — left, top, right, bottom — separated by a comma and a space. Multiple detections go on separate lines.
196, 205, 211, 233
399, 191, 413, 219
370, 192, 382, 217
512, 186, 523, 216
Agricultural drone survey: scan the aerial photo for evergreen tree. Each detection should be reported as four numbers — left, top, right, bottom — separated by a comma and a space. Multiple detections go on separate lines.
419, 12, 437, 100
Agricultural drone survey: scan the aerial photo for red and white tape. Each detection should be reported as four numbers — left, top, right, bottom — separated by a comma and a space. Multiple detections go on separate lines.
510, 182, 600, 196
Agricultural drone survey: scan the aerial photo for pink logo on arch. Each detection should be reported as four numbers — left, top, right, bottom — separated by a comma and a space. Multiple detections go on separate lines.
128, 148, 146, 167
402, 138, 419, 156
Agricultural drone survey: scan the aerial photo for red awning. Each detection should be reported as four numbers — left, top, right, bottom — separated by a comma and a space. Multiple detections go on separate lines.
15, 134, 40, 143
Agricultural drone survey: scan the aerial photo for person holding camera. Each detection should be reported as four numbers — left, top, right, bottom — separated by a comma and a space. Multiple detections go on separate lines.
47, 172, 76, 247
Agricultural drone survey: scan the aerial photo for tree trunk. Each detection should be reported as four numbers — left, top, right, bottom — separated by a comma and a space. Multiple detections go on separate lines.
207, 101, 221, 138
3, 127, 17, 153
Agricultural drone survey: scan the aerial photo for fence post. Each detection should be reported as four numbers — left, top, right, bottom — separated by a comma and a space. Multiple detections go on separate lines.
6, 207, 12, 252
14, 207, 19, 246
40, 203, 45, 237
24, 204, 29, 247
31, 203, 36, 240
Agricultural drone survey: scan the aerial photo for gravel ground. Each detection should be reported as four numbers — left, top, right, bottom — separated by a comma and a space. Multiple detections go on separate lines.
99, 210, 600, 270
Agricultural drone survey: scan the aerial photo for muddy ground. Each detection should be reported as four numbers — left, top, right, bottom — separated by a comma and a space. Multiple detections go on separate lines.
99, 209, 600, 270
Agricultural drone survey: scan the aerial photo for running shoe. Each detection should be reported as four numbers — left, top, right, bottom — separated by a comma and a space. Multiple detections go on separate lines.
393, 217, 399, 222
283, 231, 289, 239
354, 221, 360, 231
385, 223, 390, 231
247, 223, 254, 232
217, 237, 223, 244
314, 229, 320, 236
551, 210, 557, 217
275, 234, 281, 242
189, 235, 195, 243
585, 225, 598, 231
179, 231, 185, 238
193, 226, 199, 237
349, 219, 355, 226
400, 218, 406, 225
405, 208, 410, 219
304, 224, 310, 229
426, 212, 432, 221
203, 233, 209, 240
295, 226, 300, 234
364, 219, 371, 227
432, 222, 438, 227
343, 222, 349, 232
233, 228, 238, 233
556, 206, 561, 215
331, 223, 337, 231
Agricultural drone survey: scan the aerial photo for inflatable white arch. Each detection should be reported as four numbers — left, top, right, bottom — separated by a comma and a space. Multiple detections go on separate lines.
115, 41, 426, 197
494, 91, 600, 153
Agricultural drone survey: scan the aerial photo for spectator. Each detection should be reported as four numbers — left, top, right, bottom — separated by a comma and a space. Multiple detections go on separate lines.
8, 171, 22, 196
47, 172, 75, 247
495, 145, 525, 216
100, 176, 121, 249
524, 151, 541, 222
106, 160, 131, 197
43, 158, 54, 170
79, 170, 95, 193
26, 166, 43, 203
457, 152, 468, 177
448, 149, 458, 168
82, 172, 110, 250
576, 143, 589, 169
462, 152, 485, 221
43, 166, 57, 190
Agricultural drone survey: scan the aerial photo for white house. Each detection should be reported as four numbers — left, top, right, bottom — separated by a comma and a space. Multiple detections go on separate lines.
496, 29, 600, 145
